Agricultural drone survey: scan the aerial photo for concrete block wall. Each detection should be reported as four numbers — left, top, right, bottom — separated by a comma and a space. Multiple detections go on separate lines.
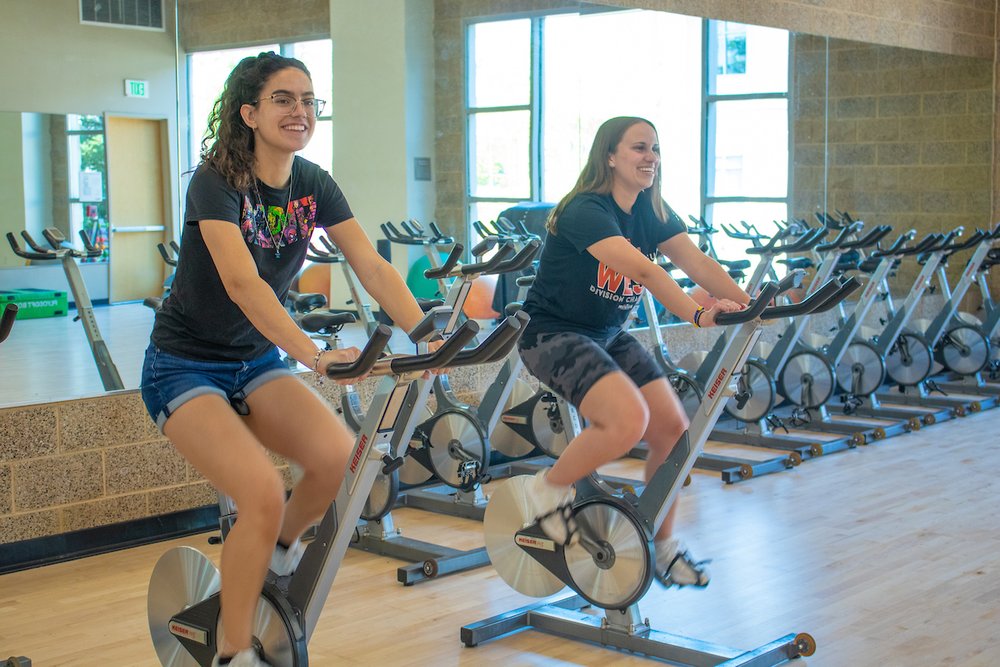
792, 34, 994, 302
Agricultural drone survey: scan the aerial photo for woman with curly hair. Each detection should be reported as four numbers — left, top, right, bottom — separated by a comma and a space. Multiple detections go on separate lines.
141, 52, 432, 667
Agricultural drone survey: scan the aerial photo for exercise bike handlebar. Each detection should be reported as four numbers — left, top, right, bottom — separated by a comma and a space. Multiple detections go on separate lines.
449, 313, 526, 365
870, 229, 917, 258
934, 227, 964, 250
460, 244, 516, 275
815, 220, 864, 251
43, 227, 102, 258
470, 236, 499, 257
897, 232, 943, 256
513, 219, 539, 240
943, 228, 989, 252
774, 268, 806, 295
0, 303, 17, 344
427, 221, 454, 244
840, 224, 892, 250
490, 238, 541, 274
789, 225, 832, 251
156, 242, 178, 266
422, 243, 465, 279
803, 277, 863, 315
6, 232, 55, 260
324, 323, 394, 380
713, 282, 780, 325
380, 222, 424, 246
758, 277, 844, 320
424, 243, 519, 278
385, 319, 482, 374
480, 311, 531, 363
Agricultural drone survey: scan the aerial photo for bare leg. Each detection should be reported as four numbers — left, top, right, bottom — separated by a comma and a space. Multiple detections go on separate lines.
636, 377, 689, 541
163, 395, 285, 656
546, 371, 649, 487
242, 376, 352, 546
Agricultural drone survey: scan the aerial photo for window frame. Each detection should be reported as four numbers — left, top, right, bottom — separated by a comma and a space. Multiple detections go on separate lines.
701, 19, 792, 227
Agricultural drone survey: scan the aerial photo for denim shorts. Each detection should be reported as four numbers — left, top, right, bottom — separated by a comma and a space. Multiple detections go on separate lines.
140, 344, 292, 432
518, 330, 665, 408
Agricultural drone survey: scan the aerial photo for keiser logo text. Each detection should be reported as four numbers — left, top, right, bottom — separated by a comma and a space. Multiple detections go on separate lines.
706, 367, 729, 400
349, 434, 368, 473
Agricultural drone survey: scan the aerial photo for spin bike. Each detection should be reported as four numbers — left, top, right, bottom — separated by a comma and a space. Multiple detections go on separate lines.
147, 308, 528, 666
463, 278, 857, 664
855, 228, 981, 422
6, 227, 124, 391
936, 238, 1000, 391
346, 241, 542, 585
896, 226, 1000, 407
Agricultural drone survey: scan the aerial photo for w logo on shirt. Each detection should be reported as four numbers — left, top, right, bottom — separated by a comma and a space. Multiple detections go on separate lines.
595, 262, 645, 297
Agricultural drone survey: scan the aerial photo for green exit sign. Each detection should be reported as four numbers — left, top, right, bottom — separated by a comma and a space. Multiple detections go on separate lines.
124, 79, 149, 98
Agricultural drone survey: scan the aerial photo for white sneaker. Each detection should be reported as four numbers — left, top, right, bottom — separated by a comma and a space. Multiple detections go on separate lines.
529, 470, 578, 546
211, 648, 272, 667
653, 537, 711, 588
269, 539, 305, 577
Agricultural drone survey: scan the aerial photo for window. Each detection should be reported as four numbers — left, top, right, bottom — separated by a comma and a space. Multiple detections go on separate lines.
465, 11, 790, 268
466, 19, 533, 228
187, 40, 333, 174
705, 21, 790, 265
66, 114, 108, 262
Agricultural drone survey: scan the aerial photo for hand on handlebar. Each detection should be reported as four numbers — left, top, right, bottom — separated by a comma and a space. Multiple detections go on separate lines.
318, 347, 368, 385
426, 338, 449, 377
701, 298, 748, 327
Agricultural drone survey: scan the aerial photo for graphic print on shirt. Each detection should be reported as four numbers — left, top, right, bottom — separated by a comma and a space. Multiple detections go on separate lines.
239, 194, 317, 249
589, 249, 656, 311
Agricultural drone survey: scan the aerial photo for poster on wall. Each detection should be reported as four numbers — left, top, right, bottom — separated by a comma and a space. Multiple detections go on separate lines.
79, 171, 103, 202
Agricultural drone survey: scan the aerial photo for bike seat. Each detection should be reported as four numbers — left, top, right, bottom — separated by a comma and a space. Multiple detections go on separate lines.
719, 258, 751, 271
300, 310, 357, 333
287, 292, 327, 313
778, 257, 813, 270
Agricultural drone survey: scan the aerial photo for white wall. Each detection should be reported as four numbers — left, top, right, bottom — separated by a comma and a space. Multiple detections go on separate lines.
329, 0, 436, 310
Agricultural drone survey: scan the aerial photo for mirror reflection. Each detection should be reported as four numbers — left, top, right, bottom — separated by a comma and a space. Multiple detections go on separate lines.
0, 2, 993, 407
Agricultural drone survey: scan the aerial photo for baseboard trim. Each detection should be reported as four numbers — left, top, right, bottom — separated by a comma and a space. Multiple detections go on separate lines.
0, 505, 220, 575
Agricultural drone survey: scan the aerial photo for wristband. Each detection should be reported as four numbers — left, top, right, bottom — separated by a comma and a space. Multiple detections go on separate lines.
692, 306, 705, 328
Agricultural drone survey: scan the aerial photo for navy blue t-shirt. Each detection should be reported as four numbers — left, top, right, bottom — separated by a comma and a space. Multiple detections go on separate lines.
522, 192, 685, 339
151, 156, 353, 361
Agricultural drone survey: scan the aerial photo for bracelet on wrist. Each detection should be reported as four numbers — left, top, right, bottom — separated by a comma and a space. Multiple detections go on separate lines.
311, 349, 324, 373
693, 306, 705, 328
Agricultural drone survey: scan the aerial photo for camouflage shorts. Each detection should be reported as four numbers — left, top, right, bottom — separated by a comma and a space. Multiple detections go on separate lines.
518, 330, 665, 408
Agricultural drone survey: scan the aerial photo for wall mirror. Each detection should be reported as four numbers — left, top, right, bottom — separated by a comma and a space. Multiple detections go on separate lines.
0, 1, 992, 407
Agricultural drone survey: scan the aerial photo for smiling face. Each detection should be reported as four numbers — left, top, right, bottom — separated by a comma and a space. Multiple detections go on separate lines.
241, 66, 316, 157
608, 121, 660, 196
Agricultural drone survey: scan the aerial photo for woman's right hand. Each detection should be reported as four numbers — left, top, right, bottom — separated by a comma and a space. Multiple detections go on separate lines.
317, 347, 367, 385
700, 299, 745, 327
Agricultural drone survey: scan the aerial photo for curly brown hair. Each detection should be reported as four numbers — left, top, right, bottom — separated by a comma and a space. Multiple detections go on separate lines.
200, 51, 311, 193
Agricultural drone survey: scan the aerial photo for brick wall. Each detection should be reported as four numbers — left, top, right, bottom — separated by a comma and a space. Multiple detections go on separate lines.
178, 0, 329, 51
792, 35, 993, 298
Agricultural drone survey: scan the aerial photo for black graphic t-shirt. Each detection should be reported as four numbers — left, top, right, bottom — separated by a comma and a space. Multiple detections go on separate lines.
522, 192, 685, 339
151, 156, 353, 361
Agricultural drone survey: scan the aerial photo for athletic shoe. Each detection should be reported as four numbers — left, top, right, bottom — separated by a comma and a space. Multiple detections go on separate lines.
211, 647, 272, 667
269, 539, 306, 577
654, 537, 711, 588
528, 470, 578, 546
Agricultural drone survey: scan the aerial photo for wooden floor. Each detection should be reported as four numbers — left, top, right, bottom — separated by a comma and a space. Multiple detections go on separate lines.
1, 407, 998, 666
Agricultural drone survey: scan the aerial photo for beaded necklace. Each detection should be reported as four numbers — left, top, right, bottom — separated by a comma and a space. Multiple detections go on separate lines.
251, 167, 294, 259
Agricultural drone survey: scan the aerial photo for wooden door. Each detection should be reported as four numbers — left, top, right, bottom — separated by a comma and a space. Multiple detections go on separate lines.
105, 116, 170, 304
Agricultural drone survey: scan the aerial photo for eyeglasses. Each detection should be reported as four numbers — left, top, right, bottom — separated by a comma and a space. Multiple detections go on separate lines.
251, 94, 326, 117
